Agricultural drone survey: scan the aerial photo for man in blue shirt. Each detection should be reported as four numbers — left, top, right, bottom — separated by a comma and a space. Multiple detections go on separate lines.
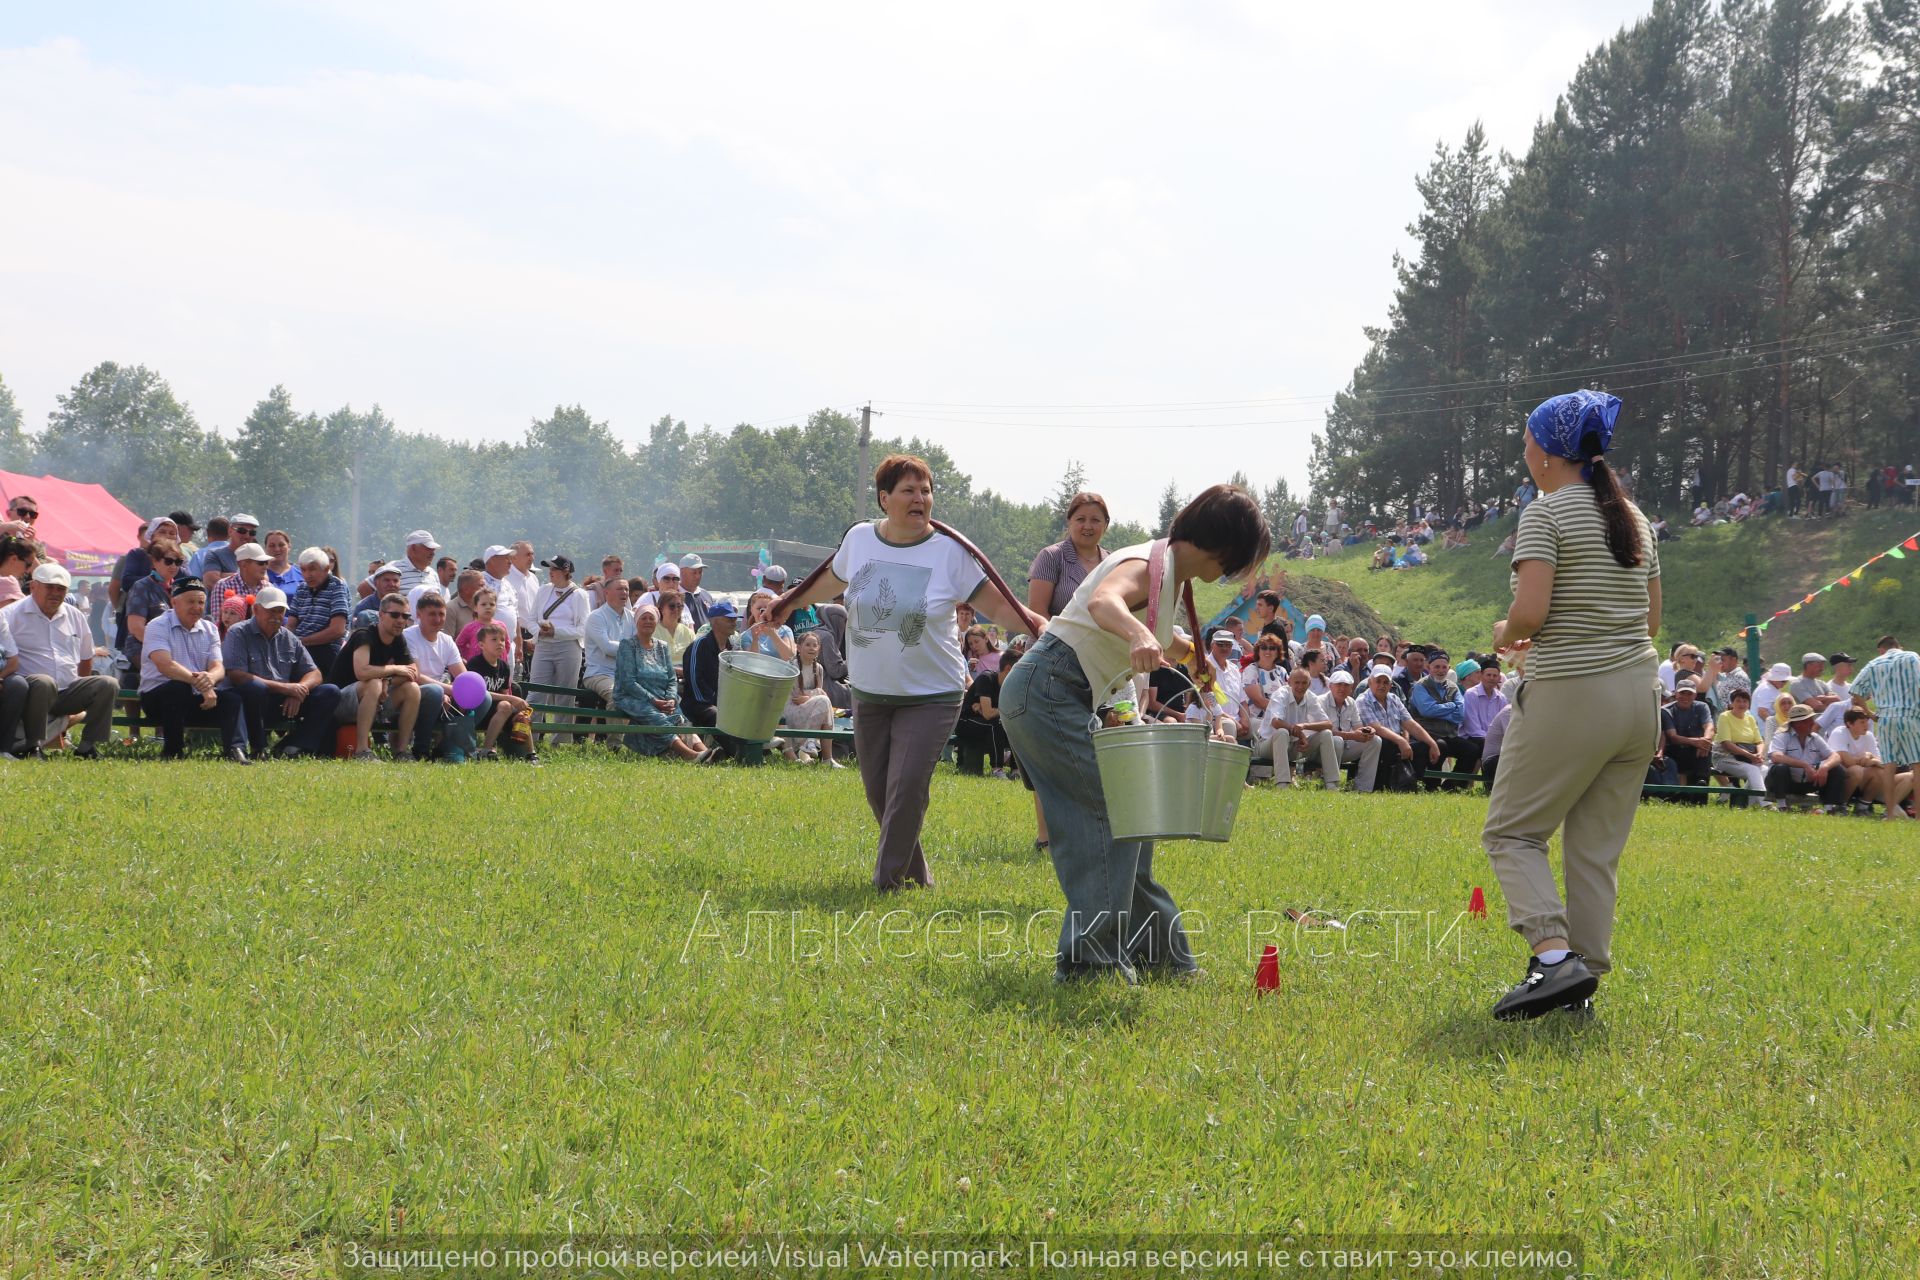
222, 585, 342, 758
139, 576, 246, 761
1412, 654, 1478, 782
289, 547, 352, 673
680, 599, 740, 762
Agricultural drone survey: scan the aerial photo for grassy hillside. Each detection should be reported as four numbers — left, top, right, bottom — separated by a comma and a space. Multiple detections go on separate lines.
1199, 507, 1920, 663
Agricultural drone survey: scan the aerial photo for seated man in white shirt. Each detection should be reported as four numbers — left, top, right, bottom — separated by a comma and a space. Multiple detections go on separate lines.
582, 574, 634, 706
1, 563, 119, 757
1829, 707, 1912, 813
1255, 666, 1339, 788
1321, 669, 1384, 792
403, 590, 481, 763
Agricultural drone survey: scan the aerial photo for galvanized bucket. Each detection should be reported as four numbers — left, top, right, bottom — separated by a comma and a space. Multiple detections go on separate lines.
717, 650, 799, 742
1196, 738, 1253, 842
1092, 721, 1209, 841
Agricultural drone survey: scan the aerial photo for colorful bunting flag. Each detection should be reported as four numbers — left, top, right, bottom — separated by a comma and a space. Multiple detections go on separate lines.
1718, 528, 1919, 648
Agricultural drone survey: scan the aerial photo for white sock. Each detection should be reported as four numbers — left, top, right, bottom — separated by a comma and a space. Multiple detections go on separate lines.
1537, 948, 1571, 965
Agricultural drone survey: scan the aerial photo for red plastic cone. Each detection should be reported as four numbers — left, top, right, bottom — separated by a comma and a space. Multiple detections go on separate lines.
1468, 886, 1487, 918
1254, 944, 1280, 994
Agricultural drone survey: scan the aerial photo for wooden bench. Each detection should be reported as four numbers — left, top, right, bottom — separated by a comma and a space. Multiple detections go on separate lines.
521, 682, 856, 764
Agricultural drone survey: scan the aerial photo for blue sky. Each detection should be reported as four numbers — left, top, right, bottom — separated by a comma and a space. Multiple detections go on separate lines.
0, 1, 1653, 525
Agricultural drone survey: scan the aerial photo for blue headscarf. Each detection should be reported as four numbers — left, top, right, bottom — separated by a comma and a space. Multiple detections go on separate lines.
1527, 390, 1621, 474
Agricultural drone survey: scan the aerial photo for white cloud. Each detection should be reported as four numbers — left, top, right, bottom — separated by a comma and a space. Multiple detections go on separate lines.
0, 2, 1651, 523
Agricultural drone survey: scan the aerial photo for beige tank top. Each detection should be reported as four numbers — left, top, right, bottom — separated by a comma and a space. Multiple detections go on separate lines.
1045, 540, 1180, 699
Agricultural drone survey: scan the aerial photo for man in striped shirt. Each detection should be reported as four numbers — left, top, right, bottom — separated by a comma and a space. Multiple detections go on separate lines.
1850, 634, 1920, 822
1358, 665, 1441, 790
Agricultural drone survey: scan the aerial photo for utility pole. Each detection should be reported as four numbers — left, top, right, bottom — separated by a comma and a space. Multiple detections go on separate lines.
347, 440, 363, 580
857, 402, 882, 511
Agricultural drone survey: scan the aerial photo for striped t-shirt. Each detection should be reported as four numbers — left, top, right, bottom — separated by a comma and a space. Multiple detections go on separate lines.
1851, 647, 1920, 715
1510, 483, 1659, 680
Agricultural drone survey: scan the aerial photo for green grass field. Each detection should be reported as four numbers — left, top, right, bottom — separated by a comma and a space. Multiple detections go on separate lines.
4, 755, 1916, 1276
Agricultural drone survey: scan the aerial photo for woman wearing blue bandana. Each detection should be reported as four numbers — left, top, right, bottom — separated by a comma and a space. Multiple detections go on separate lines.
1480, 389, 1661, 1023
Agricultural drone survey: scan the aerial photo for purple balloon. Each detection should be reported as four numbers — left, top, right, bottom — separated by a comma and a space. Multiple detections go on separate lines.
451, 670, 489, 711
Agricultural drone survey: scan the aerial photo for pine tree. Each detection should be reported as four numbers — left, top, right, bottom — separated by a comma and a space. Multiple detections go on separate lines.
1155, 480, 1183, 535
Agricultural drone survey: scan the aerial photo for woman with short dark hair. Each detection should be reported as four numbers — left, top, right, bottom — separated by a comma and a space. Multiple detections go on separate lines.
771, 454, 1040, 891
1000, 484, 1270, 983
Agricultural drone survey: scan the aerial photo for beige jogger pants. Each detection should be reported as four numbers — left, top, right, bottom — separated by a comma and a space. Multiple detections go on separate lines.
1481, 659, 1660, 976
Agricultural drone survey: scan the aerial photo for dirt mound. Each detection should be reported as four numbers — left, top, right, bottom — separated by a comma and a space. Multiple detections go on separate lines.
1276, 573, 1389, 643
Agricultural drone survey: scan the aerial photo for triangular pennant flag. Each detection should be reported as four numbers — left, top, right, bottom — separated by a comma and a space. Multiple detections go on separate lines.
1891, 548, 1907, 560
1905, 537, 1918, 552
1789, 603, 1803, 612
1838, 578, 1851, 587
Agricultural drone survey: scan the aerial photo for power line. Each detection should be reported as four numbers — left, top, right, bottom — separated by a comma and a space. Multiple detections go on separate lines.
874, 328, 1920, 431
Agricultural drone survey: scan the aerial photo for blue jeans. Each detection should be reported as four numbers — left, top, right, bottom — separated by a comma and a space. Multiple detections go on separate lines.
999, 633, 1195, 982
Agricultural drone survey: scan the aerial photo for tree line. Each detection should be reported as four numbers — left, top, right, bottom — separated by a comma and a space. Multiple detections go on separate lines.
0, 366, 1160, 591
1311, 0, 1920, 519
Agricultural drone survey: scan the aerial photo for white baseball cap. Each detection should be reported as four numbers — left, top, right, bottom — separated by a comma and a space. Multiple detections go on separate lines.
234, 542, 270, 562
375, 561, 406, 578
254, 585, 290, 610
1767, 662, 1792, 681
483, 545, 511, 561
230, 512, 260, 526
297, 546, 331, 568
31, 562, 71, 587
1801, 652, 1825, 666
1369, 664, 1395, 679
1329, 670, 1355, 686
405, 530, 440, 549
654, 562, 682, 578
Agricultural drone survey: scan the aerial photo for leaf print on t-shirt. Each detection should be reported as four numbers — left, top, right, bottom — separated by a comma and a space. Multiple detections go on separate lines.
898, 597, 928, 649
848, 560, 933, 646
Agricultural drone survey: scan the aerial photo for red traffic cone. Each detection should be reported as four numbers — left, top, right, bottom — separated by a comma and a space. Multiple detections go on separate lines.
1468, 886, 1487, 918
1254, 944, 1280, 995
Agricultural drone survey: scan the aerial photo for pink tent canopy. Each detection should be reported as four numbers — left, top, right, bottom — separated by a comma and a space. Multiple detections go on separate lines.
0, 469, 145, 577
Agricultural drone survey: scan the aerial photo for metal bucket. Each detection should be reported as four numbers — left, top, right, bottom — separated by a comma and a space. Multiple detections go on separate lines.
717, 650, 799, 742
1092, 721, 1209, 841
1196, 738, 1253, 843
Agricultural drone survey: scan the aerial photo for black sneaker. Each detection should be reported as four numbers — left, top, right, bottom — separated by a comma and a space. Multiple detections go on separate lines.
1492, 953, 1599, 1022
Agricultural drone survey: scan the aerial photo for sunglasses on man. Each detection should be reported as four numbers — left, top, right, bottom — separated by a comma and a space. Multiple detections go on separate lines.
13, 509, 37, 522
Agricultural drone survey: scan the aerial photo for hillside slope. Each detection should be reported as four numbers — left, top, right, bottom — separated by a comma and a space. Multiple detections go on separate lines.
1195, 508, 1920, 663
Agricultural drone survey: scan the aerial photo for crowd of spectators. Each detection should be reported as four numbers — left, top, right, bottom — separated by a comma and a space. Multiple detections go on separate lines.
0, 490, 1912, 815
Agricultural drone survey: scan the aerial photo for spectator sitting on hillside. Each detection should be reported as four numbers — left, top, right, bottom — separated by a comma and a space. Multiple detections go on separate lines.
262, 531, 301, 593
209, 542, 273, 634
582, 574, 633, 707
1789, 652, 1838, 713
1661, 679, 1716, 801
1297, 646, 1331, 696
679, 599, 739, 761
202, 513, 258, 581
1766, 704, 1849, 811
289, 547, 351, 675
2, 563, 119, 758
611, 602, 704, 760
1203, 629, 1247, 736
328, 593, 430, 763
783, 629, 839, 765
1411, 656, 1477, 780
1710, 687, 1767, 806
221, 584, 342, 760
1319, 669, 1383, 791
139, 575, 247, 762
1240, 634, 1290, 736
391, 531, 440, 595
1829, 707, 1908, 814
1649, 514, 1672, 541
1392, 645, 1428, 704
465, 621, 537, 762
656, 592, 696, 664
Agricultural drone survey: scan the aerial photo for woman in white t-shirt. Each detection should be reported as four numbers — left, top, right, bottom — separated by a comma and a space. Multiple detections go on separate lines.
999, 485, 1270, 983
772, 454, 1039, 891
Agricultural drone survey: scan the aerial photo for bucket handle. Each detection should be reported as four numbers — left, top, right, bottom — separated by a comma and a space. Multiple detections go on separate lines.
769, 519, 1045, 639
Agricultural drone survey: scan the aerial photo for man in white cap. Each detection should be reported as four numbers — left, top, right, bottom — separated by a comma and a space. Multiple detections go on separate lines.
1322, 668, 1384, 792
354, 563, 405, 630
480, 546, 522, 667
199, 513, 259, 580
0, 563, 119, 757
395, 531, 441, 595
209, 542, 273, 634
1754, 662, 1794, 727
221, 584, 342, 758
678, 553, 714, 629
507, 541, 539, 661
1357, 663, 1441, 789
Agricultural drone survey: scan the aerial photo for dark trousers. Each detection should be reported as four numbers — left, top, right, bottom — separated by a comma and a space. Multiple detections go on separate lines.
1378, 736, 1427, 791
1422, 732, 1481, 787
853, 699, 962, 890
1787, 484, 1802, 515
139, 682, 242, 756
1669, 747, 1711, 802
235, 680, 343, 756
954, 719, 1007, 774
1481, 754, 1499, 787
1766, 762, 1849, 805
682, 701, 743, 758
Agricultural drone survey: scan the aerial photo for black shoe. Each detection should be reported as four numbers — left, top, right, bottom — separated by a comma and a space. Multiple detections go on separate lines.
1492, 953, 1598, 1022
224, 747, 253, 766
72, 745, 99, 760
